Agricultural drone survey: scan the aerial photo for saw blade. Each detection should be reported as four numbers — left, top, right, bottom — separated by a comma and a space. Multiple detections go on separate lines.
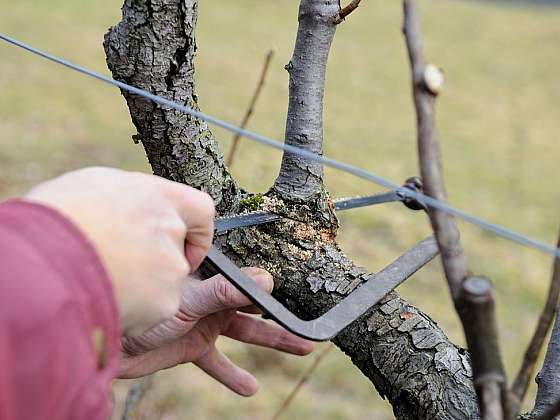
214, 190, 404, 233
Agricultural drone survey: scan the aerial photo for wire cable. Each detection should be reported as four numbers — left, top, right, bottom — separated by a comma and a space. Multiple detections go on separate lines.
1, 32, 558, 258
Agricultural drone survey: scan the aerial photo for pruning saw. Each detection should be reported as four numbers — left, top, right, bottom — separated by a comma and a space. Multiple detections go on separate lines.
205, 178, 439, 341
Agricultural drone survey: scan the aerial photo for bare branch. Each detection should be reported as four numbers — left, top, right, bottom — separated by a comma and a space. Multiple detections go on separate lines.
333, 0, 363, 24
402, 1, 509, 418
227, 48, 275, 168
273, 0, 339, 201
511, 231, 560, 410
270, 344, 333, 420
402, 0, 467, 299
532, 305, 560, 417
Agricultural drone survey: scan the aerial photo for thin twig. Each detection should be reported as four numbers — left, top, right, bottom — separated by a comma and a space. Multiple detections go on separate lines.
511, 231, 560, 411
226, 48, 275, 168
333, 0, 363, 24
402, 1, 510, 418
270, 343, 334, 420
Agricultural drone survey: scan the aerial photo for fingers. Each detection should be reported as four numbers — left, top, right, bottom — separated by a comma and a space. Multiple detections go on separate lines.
180, 267, 273, 319
158, 178, 215, 272
119, 327, 211, 379
223, 313, 314, 356
195, 347, 259, 397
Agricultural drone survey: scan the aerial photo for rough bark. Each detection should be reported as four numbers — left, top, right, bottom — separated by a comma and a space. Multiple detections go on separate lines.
105, 0, 480, 418
217, 210, 478, 419
104, 0, 240, 213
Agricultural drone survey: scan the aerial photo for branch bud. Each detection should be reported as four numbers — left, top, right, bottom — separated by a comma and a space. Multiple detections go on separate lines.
423, 64, 444, 95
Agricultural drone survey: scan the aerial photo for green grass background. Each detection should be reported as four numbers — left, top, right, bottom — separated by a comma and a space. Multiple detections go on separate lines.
1, 0, 559, 418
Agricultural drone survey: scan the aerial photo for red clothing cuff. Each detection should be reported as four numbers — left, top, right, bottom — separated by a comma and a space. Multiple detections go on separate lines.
0, 199, 121, 420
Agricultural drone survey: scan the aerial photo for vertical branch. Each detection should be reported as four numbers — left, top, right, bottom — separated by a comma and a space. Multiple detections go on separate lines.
402, 1, 509, 418
532, 306, 560, 417
402, 0, 466, 299
273, 0, 339, 201
511, 231, 560, 410
227, 48, 275, 168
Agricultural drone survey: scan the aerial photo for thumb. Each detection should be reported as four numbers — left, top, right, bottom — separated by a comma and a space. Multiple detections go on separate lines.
180, 267, 273, 320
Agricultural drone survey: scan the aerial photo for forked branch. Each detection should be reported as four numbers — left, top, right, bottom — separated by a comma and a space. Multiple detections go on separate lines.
402, 1, 509, 417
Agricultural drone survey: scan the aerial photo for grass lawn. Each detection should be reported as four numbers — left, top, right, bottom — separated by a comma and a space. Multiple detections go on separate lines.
1, 0, 559, 418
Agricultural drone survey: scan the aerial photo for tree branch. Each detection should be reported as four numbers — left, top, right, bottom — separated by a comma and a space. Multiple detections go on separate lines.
227, 48, 275, 168
273, 0, 339, 202
220, 221, 479, 419
511, 231, 560, 411
532, 304, 560, 416
104, 0, 240, 214
402, 0, 466, 299
108, 0, 482, 417
333, 0, 363, 25
402, 1, 509, 417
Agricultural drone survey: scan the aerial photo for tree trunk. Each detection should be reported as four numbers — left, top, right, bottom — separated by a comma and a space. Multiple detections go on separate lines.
104, 0, 479, 418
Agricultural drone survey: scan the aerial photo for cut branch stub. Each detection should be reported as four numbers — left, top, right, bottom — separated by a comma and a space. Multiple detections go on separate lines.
457, 276, 509, 420
333, 0, 363, 24
273, 0, 339, 202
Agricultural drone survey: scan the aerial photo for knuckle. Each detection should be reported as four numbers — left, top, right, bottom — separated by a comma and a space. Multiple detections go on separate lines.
213, 276, 235, 308
164, 216, 187, 238
194, 190, 215, 219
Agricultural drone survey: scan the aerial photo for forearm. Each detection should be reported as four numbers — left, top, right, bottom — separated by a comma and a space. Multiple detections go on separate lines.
0, 199, 121, 420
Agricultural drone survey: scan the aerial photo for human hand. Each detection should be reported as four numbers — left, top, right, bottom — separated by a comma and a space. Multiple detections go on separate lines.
119, 267, 314, 396
25, 167, 214, 336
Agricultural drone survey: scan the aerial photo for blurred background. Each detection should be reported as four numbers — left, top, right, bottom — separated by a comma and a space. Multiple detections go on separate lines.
1, 0, 559, 418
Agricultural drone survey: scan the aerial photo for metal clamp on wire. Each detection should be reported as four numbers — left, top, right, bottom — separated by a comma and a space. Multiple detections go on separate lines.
397, 176, 427, 211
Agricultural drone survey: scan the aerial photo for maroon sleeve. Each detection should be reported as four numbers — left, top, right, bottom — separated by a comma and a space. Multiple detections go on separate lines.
0, 199, 121, 420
